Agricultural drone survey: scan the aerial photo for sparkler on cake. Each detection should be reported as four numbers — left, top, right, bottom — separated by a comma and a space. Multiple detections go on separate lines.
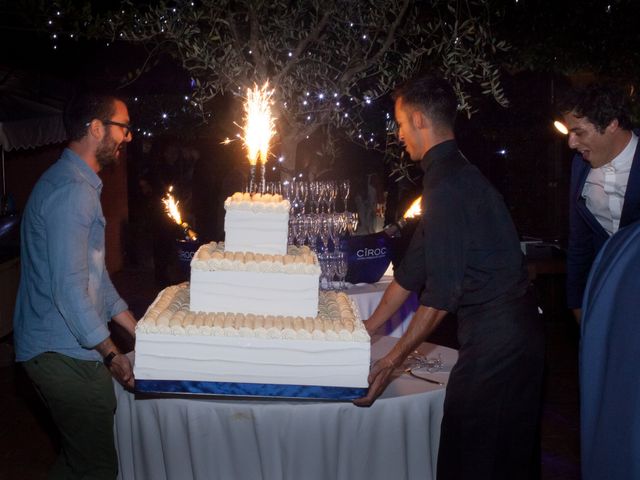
162, 186, 198, 241
242, 81, 276, 194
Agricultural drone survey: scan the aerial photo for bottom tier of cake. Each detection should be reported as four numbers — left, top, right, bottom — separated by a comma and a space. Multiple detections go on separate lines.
134, 284, 370, 400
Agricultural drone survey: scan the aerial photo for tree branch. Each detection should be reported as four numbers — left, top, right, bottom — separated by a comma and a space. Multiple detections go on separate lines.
248, 2, 269, 80
273, 3, 335, 85
341, 0, 411, 84
118, 40, 171, 89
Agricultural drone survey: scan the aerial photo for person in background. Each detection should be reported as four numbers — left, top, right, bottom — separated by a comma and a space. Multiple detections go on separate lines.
354, 74, 544, 480
355, 173, 384, 234
13, 93, 137, 479
578, 219, 640, 480
559, 83, 640, 322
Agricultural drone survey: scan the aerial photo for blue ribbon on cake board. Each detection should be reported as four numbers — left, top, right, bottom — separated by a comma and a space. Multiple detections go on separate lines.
136, 379, 367, 401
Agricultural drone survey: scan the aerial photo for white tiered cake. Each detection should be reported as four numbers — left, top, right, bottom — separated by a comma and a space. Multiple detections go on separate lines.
134, 192, 370, 399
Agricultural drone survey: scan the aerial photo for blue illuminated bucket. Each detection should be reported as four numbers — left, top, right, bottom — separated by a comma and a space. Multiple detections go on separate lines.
341, 232, 393, 284
175, 239, 202, 275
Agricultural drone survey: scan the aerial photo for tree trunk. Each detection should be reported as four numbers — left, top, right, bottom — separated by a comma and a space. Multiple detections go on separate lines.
278, 136, 298, 181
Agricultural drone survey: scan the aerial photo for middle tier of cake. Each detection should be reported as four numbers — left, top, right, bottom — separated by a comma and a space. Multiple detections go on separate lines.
190, 242, 320, 318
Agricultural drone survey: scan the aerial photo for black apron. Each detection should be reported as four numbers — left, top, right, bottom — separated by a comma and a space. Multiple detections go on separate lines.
437, 288, 544, 480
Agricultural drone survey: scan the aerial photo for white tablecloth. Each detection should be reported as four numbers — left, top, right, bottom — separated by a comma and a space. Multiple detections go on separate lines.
114, 337, 458, 480
347, 276, 418, 337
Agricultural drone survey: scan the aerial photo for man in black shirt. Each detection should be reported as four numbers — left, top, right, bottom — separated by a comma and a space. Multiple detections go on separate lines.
354, 75, 544, 480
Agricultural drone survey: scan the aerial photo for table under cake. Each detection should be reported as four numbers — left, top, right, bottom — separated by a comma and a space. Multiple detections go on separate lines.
348, 275, 418, 337
114, 336, 458, 480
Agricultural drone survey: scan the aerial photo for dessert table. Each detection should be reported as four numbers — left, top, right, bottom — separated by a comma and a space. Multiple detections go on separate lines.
114, 336, 458, 480
347, 275, 418, 337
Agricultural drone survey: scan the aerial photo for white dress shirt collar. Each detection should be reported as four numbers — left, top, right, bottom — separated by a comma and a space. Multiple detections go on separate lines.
582, 132, 637, 235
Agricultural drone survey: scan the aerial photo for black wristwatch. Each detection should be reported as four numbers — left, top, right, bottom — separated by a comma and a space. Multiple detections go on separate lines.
103, 351, 118, 368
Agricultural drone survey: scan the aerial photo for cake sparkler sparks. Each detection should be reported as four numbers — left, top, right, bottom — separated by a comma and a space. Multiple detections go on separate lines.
242, 81, 276, 193
162, 186, 198, 241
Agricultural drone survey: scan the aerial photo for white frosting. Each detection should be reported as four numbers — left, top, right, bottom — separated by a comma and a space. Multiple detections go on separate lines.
191, 242, 320, 275
138, 285, 368, 343
135, 285, 370, 388
223, 192, 290, 255
133, 333, 370, 388
224, 192, 290, 214
190, 269, 319, 318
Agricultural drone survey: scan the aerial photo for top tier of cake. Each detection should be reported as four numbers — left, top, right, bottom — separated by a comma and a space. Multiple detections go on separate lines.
224, 192, 290, 255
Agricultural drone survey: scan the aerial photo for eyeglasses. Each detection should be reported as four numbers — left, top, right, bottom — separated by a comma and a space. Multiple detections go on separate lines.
102, 120, 133, 137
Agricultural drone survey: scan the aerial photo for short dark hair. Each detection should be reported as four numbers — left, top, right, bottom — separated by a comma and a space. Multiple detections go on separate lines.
558, 84, 633, 133
63, 93, 123, 142
392, 74, 458, 130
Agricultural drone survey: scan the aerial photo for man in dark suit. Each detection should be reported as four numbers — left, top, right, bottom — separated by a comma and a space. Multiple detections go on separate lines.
560, 84, 640, 322
579, 219, 640, 480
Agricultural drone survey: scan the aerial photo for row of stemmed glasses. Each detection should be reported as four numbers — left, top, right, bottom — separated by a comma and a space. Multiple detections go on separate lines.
307, 181, 337, 214
288, 212, 358, 252
317, 251, 349, 290
263, 181, 282, 195
280, 180, 351, 215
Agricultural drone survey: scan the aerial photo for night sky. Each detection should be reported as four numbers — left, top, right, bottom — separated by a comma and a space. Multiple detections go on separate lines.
1, 0, 638, 241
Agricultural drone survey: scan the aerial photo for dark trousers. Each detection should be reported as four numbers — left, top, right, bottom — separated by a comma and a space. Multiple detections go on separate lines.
23, 352, 118, 480
437, 291, 545, 480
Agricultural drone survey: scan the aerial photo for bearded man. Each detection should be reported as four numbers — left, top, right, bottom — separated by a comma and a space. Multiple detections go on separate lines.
14, 93, 137, 479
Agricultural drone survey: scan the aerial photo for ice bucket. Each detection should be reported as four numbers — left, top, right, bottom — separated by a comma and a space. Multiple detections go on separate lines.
175, 239, 202, 276
341, 231, 392, 284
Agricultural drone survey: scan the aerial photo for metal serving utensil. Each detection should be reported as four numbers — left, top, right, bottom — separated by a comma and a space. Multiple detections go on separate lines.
404, 368, 445, 386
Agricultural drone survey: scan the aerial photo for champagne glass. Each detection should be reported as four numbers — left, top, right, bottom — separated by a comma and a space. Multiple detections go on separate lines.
307, 214, 322, 251
340, 180, 350, 212
298, 214, 308, 247
346, 212, 359, 235
282, 180, 293, 200
320, 181, 331, 214
288, 216, 296, 245
325, 253, 338, 290
328, 181, 338, 213
299, 181, 309, 214
293, 215, 307, 247
334, 251, 349, 290
290, 181, 301, 214
317, 252, 329, 290
309, 181, 321, 214
315, 182, 325, 214
318, 215, 332, 253
330, 213, 346, 249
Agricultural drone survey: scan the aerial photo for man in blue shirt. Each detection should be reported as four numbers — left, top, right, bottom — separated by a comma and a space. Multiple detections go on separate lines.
14, 93, 137, 479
